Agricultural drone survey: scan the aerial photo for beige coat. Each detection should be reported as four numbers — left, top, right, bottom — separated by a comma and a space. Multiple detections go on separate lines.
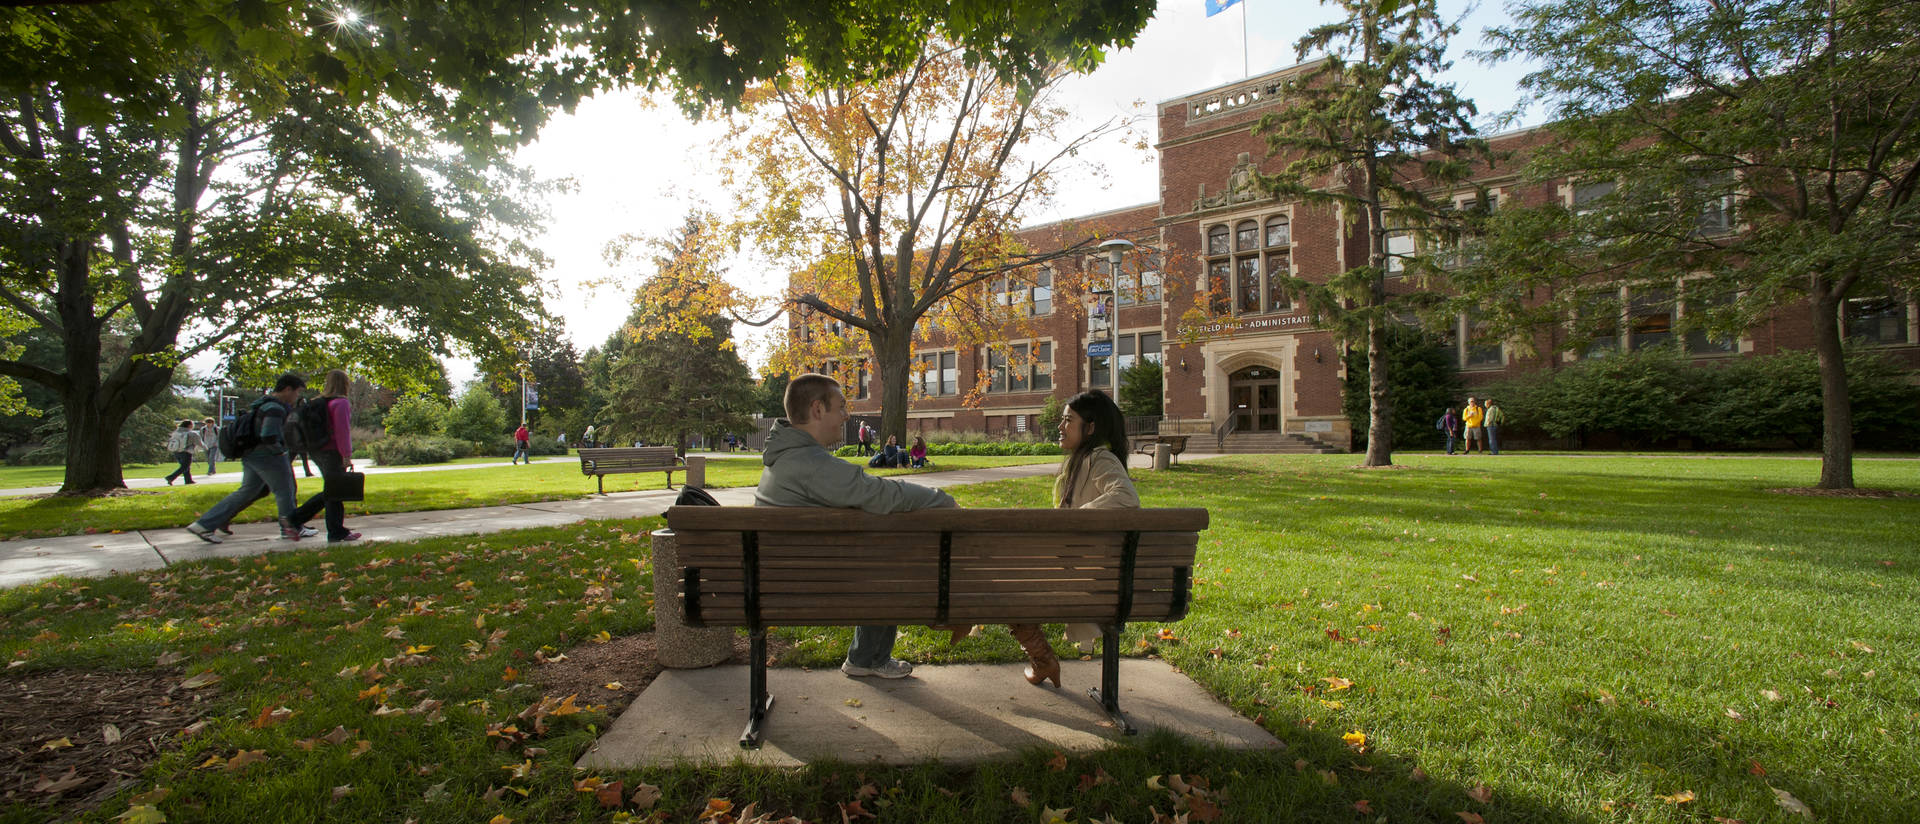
1054, 448, 1139, 646
1052, 448, 1140, 510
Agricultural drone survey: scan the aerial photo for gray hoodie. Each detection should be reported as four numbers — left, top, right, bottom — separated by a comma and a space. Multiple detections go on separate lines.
755, 420, 955, 512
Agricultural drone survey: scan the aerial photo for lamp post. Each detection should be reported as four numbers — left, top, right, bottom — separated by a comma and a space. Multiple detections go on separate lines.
1097, 238, 1134, 388
516, 361, 531, 428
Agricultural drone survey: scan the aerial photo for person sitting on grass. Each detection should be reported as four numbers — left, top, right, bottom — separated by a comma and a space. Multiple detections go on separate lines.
908, 436, 929, 468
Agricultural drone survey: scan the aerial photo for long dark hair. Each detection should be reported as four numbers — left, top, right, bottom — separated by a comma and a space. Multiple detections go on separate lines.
1059, 390, 1128, 506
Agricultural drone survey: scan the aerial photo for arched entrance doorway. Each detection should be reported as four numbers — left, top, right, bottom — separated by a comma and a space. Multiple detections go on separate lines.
1228, 365, 1282, 432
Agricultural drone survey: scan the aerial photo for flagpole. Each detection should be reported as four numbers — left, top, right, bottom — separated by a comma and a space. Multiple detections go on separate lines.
1241, 0, 1250, 78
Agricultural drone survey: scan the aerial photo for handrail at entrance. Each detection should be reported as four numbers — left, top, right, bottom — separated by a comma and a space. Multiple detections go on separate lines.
1214, 415, 1237, 451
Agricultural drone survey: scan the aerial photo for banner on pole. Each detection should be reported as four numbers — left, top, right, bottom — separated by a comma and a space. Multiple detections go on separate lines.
1205, 0, 1242, 17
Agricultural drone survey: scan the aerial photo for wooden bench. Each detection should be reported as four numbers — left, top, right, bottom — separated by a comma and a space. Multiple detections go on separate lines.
668, 505, 1210, 748
578, 446, 685, 493
1131, 434, 1189, 464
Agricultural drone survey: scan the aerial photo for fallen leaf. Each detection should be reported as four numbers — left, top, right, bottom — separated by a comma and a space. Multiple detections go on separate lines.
179, 671, 219, 689
225, 750, 268, 771
156, 652, 186, 667
1467, 784, 1492, 804
839, 800, 877, 820
102, 723, 123, 744
1455, 813, 1485, 824
1041, 806, 1075, 824
1772, 787, 1813, 817
1655, 790, 1695, 804
321, 726, 354, 746
1353, 800, 1374, 814
631, 783, 662, 809
596, 780, 626, 809
250, 705, 295, 728
32, 768, 86, 794
594, 630, 613, 643
332, 785, 353, 800
1045, 751, 1068, 771
843, 698, 862, 707
115, 805, 166, 824
1761, 689, 1782, 701
1748, 760, 1767, 776
1322, 676, 1354, 691
40, 737, 73, 751
602, 681, 624, 691
1724, 708, 1744, 721
1010, 787, 1031, 808
487, 816, 513, 824
1341, 730, 1367, 749
128, 789, 171, 806
700, 798, 734, 820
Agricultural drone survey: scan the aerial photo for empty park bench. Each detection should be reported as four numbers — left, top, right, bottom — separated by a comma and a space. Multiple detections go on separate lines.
578, 446, 685, 493
1131, 434, 1189, 464
668, 505, 1210, 748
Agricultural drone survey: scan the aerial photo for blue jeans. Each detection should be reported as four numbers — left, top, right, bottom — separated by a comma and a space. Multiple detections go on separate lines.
195, 449, 297, 530
513, 442, 528, 464
204, 446, 218, 475
1487, 425, 1501, 455
846, 626, 898, 668
1445, 431, 1458, 454
166, 451, 194, 484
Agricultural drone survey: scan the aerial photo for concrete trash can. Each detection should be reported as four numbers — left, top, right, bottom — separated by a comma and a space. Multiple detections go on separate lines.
1154, 443, 1172, 471
684, 455, 707, 489
649, 528, 733, 668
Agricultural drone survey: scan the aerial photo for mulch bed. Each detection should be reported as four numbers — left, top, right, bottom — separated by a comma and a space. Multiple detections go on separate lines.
1, 668, 218, 815
1767, 487, 1919, 499
532, 632, 789, 717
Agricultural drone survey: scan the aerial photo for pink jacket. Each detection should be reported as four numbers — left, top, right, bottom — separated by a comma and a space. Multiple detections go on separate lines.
325, 396, 353, 460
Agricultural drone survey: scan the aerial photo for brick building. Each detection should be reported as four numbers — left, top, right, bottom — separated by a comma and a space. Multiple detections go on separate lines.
817, 62, 1920, 449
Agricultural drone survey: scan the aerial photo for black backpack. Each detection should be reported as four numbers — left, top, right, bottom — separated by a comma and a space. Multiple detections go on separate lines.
674, 486, 720, 506
218, 401, 265, 457
284, 397, 334, 453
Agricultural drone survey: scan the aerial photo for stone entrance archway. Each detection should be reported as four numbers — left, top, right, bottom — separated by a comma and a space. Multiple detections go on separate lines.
1226, 365, 1283, 432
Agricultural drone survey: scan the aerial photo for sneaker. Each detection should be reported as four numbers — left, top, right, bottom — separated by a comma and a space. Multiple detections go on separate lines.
185, 522, 223, 544
298, 525, 319, 538
328, 531, 363, 544
841, 659, 914, 679
218, 525, 234, 535
280, 522, 303, 541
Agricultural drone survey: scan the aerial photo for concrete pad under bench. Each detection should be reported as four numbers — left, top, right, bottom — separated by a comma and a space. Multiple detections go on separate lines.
576, 659, 1280, 768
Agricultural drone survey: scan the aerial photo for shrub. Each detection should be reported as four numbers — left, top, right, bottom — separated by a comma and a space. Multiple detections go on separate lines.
368, 435, 473, 466
831, 440, 1060, 458
445, 385, 507, 445
1342, 324, 1464, 450
383, 395, 448, 438
1118, 360, 1165, 418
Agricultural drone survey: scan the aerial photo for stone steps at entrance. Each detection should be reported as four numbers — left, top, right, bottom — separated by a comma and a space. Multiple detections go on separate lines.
1216, 432, 1346, 454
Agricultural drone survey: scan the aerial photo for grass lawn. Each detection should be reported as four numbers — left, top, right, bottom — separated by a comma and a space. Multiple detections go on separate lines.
0, 456, 1056, 540
2, 454, 1916, 823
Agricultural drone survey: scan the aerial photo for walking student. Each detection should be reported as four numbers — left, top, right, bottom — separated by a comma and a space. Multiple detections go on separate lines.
164, 420, 197, 485
1438, 407, 1461, 454
287, 369, 362, 543
184, 373, 306, 543
512, 423, 530, 464
200, 416, 220, 476
755, 373, 955, 680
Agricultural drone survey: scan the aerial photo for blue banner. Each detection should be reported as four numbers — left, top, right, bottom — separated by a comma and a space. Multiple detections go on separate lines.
1205, 0, 1242, 17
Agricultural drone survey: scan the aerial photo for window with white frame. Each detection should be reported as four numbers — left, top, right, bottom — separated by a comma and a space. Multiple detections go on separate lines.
1116, 270, 1163, 306
1114, 331, 1164, 376
1204, 213, 1292, 316
912, 351, 958, 396
991, 271, 1054, 316
982, 342, 1052, 393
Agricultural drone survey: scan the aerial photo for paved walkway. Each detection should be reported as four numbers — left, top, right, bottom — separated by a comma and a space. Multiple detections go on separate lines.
0, 455, 583, 498
0, 461, 1071, 589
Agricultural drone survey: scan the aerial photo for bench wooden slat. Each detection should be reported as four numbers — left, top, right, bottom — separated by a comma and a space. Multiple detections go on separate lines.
666, 506, 1208, 533
693, 577, 1185, 597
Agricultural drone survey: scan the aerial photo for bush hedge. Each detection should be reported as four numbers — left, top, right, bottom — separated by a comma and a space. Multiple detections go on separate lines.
1482, 347, 1920, 450
833, 440, 1063, 458
368, 435, 475, 466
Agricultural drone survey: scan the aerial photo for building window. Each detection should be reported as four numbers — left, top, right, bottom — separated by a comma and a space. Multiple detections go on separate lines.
1576, 289, 1622, 359
1572, 180, 1616, 212
1438, 313, 1503, 370
1385, 230, 1414, 275
1629, 288, 1675, 350
1846, 290, 1914, 346
1695, 173, 1737, 236
1034, 269, 1053, 315
983, 341, 1052, 393
991, 272, 1054, 316
1116, 270, 1163, 306
1205, 213, 1292, 317
1681, 283, 1737, 355
1115, 331, 1163, 376
913, 351, 958, 396
1090, 351, 1111, 388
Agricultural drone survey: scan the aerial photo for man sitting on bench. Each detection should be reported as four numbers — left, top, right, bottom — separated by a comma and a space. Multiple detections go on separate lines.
756, 373, 955, 680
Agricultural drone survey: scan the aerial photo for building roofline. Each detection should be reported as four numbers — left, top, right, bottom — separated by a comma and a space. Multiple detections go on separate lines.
1156, 56, 1332, 108
1018, 201, 1158, 233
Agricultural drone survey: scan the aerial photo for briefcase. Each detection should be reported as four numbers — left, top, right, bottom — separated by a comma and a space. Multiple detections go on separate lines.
326, 470, 366, 502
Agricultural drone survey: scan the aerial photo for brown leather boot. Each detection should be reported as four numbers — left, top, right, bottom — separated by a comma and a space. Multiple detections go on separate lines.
929, 624, 974, 645
1007, 623, 1061, 688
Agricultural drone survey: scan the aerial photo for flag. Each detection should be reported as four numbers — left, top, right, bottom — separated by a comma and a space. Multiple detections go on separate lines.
1205, 0, 1242, 17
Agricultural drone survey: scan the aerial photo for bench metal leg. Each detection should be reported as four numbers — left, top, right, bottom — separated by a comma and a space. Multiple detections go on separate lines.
597, 475, 605, 495
1086, 624, 1136, 736
740, 629, 774, 748
666, 470, 677, 491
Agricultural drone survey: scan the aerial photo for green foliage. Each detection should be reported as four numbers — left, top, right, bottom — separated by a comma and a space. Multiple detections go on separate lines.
758, 371, 793, 418
1486, 349, 1920, 450
1117, 360, 1164, 418
381, 396, 448, 438
1038, 394, 1065, 442
445, 384, 508, 444
1342, 324, 1465, 450
366, 435, 474, 466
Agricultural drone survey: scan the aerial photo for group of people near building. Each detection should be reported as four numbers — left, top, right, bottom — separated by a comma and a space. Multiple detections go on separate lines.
761, 373, 1137, 687
865, 434, 929, 469
1437, 396, 1506, 455
182, 370, 362, 545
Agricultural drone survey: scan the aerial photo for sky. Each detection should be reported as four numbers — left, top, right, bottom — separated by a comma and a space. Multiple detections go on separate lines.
466, 0, 1537, 386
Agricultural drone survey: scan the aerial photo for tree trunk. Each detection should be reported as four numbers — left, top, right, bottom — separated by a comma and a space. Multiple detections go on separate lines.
874, 329, 915, 445
60, 394, 130, 493
1363, 309, 1394, 467
1808, 292, 1854, 489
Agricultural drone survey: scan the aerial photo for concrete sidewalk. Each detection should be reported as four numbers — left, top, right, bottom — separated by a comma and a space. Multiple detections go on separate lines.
0, 455, 583, 498
0, 461, 1064, 589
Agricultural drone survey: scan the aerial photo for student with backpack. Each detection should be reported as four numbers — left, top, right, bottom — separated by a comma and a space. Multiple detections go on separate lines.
512, 424, 531, 464
185, 373, 307, 543
286, 369, 362, 543
164, 420, 197, 485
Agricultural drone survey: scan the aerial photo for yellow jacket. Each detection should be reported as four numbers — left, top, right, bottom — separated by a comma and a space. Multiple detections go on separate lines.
1462, 405, 1485, 427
